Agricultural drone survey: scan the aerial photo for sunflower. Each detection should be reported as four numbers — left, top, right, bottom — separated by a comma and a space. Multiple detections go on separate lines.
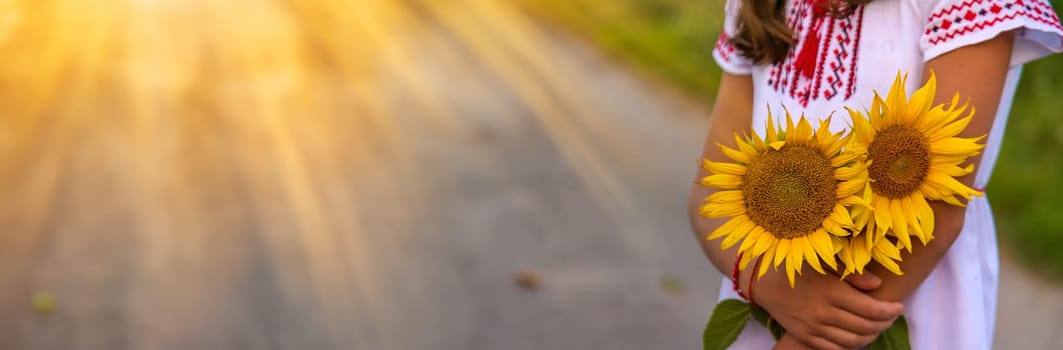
700, 112, 869, 287
837, 181, 904, 277
847, 72, 984, 263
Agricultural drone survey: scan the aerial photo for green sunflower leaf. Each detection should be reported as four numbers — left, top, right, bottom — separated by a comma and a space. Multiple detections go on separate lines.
751, 305, 785, 340
750, 304, 770, 326
869, 315, 911, 350
703, 299, 751, 350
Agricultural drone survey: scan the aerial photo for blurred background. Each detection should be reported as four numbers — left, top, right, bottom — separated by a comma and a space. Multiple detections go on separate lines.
0, 0, 1059, 349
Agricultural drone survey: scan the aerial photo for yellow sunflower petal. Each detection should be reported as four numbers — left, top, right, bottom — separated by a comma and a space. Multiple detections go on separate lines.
932, 154, 976, 165
905, 72, 936, 124
930, 162, 975, 177
917, 179, 950, 201
890, 198, 911, 241
869, 92, 886, 129
893, 224, 913, 253
758, 243, 776, 278
925, 172, 979, 200
751, 130, 768, 151
899, 194, 926, 243
765, 107, 782, 139
785, 245, 800, 287
810, 230, 838, 270
847, 107, 874, 145
928, 115, 973, 142
739, 242, 758, 270
828, 204, 855, 227
801, 236, 826, 274
917, 93, 963, 131
866, 218, 878, 242
941, 193, 967, 207
839, 195, 871, 209
830, 152, 860, 168
765, 109, 779, 141
706, 190, 744, 204
852, 207, 871, 229
836, 178, 865, 199
930, 137, 986, 156
831, 236, 846, 254
700, 199, 745, 218
872, 241, 904, 275
825, 222, 851, 237
717, 143, 754, 163
837, 243, 856, 278
773, 239, 790, 268
734, 133, 759, 156
912, 193, 935, 241
737, 227, 765, 269
850, 236, 872, 274
872, 257, 904, 276
700, 174, 743, 189
701, 159, 747, 176
795, 116, 814, 141
864, 218, 875, 247
720, 218, 757, 250
784, 111, 800, 144
884, 73, 909, 122
834, 162, 868, 181
815, 117, 834, 143
822, 133, 846, 158
751, 228, 775, 258
706, 215, 747, 241
788, 238, 804, 274
875, 239, 903, 261
873, 197, 893, 234
873, 256, 904, 276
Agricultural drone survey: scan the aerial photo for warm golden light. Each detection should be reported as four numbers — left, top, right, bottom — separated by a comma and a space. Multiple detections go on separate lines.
0, 0, 711, 348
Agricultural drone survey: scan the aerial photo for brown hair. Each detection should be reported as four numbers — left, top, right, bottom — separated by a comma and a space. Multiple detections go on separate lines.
729, 0, 873, 64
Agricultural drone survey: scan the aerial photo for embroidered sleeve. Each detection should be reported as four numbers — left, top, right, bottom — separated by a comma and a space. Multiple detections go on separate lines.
921, 0, 1063, 64
713, 0, 754, 75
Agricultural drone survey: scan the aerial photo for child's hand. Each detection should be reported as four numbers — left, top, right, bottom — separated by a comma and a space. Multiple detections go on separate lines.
843, 271, 882, 291
752, 266, 903, 350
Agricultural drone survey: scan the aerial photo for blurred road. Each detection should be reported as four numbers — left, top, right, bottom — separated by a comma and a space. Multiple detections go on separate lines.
0, 1, 718, 349
0, 0, 1058, 349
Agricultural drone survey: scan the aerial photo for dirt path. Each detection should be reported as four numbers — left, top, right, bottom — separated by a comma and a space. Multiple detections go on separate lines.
0, 1, 1056, 349
0, 1, 716, 349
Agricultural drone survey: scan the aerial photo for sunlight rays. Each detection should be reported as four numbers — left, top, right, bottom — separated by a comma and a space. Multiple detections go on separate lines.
0, 1, 654, 346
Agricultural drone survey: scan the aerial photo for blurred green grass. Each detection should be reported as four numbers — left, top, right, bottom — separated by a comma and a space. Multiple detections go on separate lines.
522, 0, 1063, 280
516, 0, 725, 99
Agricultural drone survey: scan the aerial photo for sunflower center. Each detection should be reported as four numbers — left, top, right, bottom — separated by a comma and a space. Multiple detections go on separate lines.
741, 144, 838, 239
867, 125, 930, 199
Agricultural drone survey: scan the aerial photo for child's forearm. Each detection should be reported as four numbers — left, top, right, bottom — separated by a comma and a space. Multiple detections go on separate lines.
865, 30, 1013, 303
690, 211, 740, 278
689, 73, 754, 276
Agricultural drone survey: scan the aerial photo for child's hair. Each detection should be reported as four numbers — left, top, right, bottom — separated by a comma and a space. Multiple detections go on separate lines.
730, 0, 872, 64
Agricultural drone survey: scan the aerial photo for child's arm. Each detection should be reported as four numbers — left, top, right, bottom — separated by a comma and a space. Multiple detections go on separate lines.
688, 72, 754, 275
863, 31, 1015, 303
689, 73, 903, 350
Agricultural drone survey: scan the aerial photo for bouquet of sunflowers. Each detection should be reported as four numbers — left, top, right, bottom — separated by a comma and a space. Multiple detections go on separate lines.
699, 72, 984, 350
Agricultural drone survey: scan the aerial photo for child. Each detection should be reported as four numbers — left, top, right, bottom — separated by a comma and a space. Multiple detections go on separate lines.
688, 0, 1063, 349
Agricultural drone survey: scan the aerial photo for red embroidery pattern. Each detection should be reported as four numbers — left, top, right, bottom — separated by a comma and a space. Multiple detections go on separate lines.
925, 0, 1063, 46
714, 32, 738, 63
767, 0, 865, 107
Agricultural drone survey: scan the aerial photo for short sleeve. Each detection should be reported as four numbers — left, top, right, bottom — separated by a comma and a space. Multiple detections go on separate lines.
920, 0, 1063, 65
713, 0, 754, 75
